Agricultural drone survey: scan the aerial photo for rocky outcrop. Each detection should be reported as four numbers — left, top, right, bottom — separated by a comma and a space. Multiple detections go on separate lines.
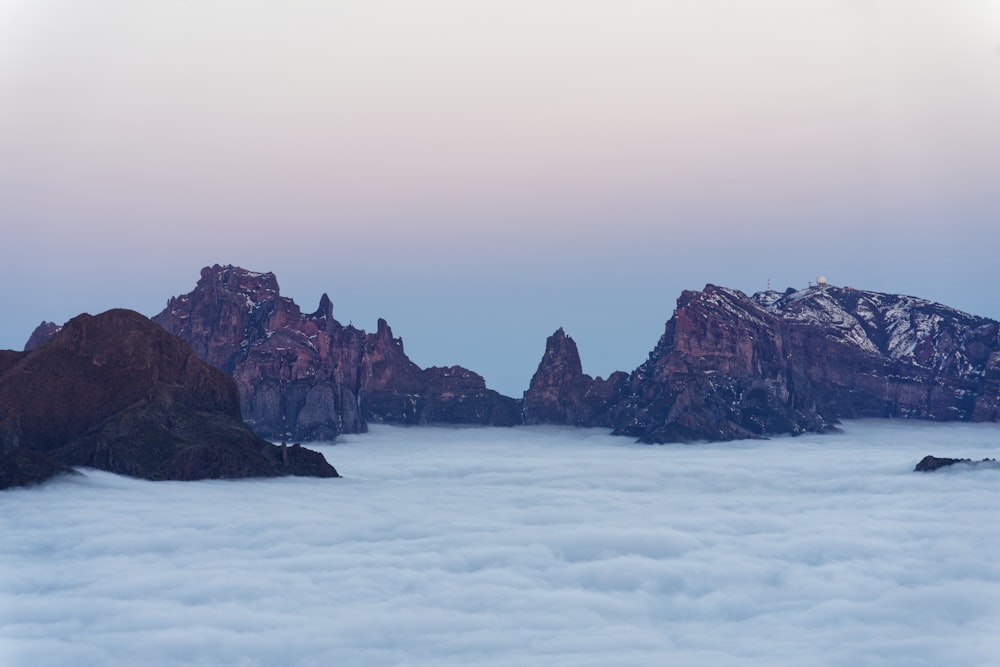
23, 321, 61, 352
1, 309, 339, 489
151, 265, 519, 440
526, 283, 1000, 443
914, 455, 1000, 472
522, 328, 627, 427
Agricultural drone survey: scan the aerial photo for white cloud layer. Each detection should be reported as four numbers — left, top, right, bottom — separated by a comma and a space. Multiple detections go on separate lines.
2, 420, 1000, 666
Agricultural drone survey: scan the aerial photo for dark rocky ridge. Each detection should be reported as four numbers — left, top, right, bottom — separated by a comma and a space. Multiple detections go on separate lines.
149, 265, 519, 440
526, 283, 1000, 443
1, 309, 338, 489
914, 455, 1000, 472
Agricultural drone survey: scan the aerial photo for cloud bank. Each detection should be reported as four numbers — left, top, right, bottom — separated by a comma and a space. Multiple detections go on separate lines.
2, 420, 1000, 666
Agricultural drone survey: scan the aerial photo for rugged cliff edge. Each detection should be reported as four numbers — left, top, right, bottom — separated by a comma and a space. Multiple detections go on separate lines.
525, 283, 1000, 443
1, 309, 338, 489
149, 265, 519, 440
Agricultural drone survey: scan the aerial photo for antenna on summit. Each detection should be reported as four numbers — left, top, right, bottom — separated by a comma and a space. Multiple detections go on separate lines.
767, 277, 772, 291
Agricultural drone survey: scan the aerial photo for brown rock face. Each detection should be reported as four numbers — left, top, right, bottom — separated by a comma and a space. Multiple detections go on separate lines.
526, 284, 1000, 443
0, 309, 338, 488
152, 265, 519, 440
523, 328, 626, 427
609, 287, 829, 442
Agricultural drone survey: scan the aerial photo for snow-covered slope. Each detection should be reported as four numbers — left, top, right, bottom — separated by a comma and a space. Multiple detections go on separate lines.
752, 285, 998, 377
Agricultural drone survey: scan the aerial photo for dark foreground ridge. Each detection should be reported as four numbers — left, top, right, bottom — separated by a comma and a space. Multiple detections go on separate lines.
1, 309, 338, 489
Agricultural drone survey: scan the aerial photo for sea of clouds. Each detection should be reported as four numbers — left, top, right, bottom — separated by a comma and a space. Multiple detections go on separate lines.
2, 420, 999, 667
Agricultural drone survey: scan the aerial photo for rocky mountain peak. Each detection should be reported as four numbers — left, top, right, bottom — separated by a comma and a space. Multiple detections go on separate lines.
537, 327, 583, 377
152, 265, 520, 440
23, 321, 62, 352
375, 317, 395, 342
311, 293, 334, 321
201, 264, 280, 301
523, 328, 625, 427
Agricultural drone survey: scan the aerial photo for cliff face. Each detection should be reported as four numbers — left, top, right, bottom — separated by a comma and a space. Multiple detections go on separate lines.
607, 287, 829, 442
526, 284, 1000, 443
152, 265, 369, 440
1, 309, 338, 489
151, 265, 519, 440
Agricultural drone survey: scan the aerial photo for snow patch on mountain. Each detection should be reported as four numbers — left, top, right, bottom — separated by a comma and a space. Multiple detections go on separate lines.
752, 285, 998, 374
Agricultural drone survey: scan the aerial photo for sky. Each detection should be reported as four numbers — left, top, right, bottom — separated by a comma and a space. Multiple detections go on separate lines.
1, 1, 999, 395
3, 420, 1000, 666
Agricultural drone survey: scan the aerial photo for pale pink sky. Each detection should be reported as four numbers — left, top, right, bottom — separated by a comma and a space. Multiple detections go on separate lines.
2, 1, 999, 394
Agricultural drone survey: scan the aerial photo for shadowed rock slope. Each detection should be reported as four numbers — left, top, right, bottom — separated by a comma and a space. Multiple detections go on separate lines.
1, 309, 338, 489
526, 283, 1000, 443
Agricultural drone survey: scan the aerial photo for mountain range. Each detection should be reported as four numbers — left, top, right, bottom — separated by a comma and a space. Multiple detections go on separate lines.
21, 265, 1000, 446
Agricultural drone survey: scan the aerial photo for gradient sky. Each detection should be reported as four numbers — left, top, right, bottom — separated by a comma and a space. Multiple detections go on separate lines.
2, 1, 999, 395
